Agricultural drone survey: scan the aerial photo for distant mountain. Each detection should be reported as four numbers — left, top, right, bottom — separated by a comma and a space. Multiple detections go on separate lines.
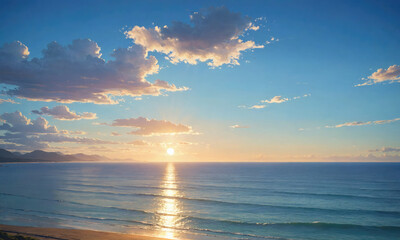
0, 148, 109, 163
0, 149, 18, 159
23, 150, 74, 162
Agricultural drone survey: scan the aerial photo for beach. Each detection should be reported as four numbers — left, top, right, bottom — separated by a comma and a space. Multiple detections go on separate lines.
0, 224, 169, 240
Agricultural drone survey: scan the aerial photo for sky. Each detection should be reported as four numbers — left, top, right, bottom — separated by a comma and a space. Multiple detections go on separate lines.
0, 0, 399, 162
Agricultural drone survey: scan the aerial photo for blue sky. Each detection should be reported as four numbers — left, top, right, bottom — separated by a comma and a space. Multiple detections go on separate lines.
0, 0, 399, 161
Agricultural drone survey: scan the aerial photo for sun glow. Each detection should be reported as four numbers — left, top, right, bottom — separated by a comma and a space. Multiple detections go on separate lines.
167, 148, 175, 156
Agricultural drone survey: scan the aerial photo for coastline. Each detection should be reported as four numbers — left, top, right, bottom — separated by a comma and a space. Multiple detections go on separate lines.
0, 224, 172, 240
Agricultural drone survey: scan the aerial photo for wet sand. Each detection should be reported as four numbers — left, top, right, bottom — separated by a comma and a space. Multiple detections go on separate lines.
0, 224, 171, 240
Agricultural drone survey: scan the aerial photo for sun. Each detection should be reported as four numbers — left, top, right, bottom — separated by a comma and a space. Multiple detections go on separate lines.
167, 148, 175, 156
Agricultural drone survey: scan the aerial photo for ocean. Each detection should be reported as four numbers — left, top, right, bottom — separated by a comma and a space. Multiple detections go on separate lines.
0, 162, 399, 240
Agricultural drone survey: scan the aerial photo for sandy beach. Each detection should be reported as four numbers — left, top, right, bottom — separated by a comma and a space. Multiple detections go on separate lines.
0, 224, 171, 240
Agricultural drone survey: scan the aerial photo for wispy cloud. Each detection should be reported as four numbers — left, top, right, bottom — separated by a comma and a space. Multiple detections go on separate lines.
252, 153, 400, 162
355, 65, 400, 86
265, 37, 279, 45
32, 105, 97, 121
230, 124, 249, 129
110, 117, 196, 136
369, 147, 400, 153
129, 140, 150, 146
0, 40, 187, 104
326, 117, 400, 128
0, 98, 18, 104
241, 94, 310, 109
249, 105, 266, 109
125, 6, 263, 67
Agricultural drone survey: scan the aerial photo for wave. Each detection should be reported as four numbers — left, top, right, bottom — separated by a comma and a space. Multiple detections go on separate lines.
64, 181, 400, 202
2, 192, 400, 230
1, 206, 153, 226
3, 206, 399, 240
55, 188, 400, 217
3, 207, 291, 240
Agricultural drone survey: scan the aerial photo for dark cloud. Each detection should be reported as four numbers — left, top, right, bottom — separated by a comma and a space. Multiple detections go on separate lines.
0, 39, 187, 104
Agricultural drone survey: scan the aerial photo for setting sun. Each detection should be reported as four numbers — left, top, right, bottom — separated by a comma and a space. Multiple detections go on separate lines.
166, 148, 175, 156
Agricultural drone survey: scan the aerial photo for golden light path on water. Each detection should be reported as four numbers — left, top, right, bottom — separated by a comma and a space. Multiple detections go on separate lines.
156, 163, 184, 239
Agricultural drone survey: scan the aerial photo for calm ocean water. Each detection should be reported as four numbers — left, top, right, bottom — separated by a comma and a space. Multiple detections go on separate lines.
0, 162, 400, 240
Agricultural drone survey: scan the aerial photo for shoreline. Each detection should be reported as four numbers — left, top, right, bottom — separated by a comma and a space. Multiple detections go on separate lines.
0, 224, 173, 240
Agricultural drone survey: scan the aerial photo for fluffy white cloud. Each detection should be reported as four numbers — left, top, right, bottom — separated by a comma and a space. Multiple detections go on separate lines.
0, 39, 187, 104
32, 105, 97, 120
326, 117, 400, 128
125, 7, 263, 67
110, 117, 194, 136
356, 65, 400, 86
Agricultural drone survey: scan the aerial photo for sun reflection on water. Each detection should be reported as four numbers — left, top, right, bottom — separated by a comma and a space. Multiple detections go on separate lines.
156, 163, 183, 239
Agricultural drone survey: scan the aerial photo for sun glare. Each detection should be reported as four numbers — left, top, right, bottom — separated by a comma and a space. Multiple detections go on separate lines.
167, 148, 175, 156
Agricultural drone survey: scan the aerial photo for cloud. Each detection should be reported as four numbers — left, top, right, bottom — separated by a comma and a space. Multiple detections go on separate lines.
125, 6, 263, 67
0, 133, 115, 151
32, 105, 97, 120
33, 134, 114, 145
265, 37, 279, 44
111, 132, 121, 136
241, 94, 310, 109
0, 111, 59, 134
370, 147, 400, 153
178, 141, 195, 145
249, 105, 266, 109
110, 117, 195, 136
0, 111, 115, 151
129, 140, 150, 146
252, 153, 400, 162
356, 65, 400, 86
70, 130, 86, 135
262, 96, 289, 104
230, 124, 249, 128
0, 39, 187, 104
326, 117, 400, 128
0, 98, 18, 104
